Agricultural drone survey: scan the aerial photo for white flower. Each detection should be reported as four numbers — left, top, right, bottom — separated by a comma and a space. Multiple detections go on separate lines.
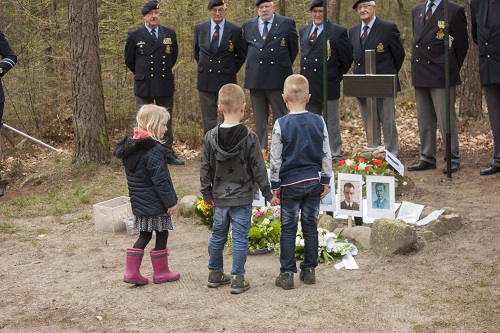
295, 236, 304, 247
358, 162, 367, 170
345, 159, 355, 167
262, 218, 270, 225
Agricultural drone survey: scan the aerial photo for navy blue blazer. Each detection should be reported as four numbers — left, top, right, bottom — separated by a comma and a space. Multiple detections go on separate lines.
349, 17, 406, 92
0, 30, 17, 104
411, 1, 468, 87
124, 25, 178, 97
471, 0, 500, 86
243, 15, 298, 90
193, 20, 246, 93
299, 21, 353, 101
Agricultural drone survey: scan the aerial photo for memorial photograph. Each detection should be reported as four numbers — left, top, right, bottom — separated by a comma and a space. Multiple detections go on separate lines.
337, 173, 363, 217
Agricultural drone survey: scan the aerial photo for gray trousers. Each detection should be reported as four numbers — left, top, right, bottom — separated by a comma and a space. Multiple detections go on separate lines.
357, 97, 399, 156
250, 89, 287, 151
198, 90, 222, 135
135, 96, 174, 156
414, 86, 460, 164
307, 98, 342, 160
484, 84, 500, 167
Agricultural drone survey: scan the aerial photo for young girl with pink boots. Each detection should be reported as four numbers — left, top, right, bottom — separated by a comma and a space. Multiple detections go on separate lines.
113, 104, 180, 285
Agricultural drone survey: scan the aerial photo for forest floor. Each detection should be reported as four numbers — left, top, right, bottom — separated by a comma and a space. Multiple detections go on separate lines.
0, 103, 499, 333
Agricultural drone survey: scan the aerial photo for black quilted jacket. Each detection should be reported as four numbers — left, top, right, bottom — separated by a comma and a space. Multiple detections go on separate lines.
113, 135, 177, 216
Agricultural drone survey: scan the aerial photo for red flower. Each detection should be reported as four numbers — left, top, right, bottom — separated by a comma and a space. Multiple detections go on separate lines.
359, 157, 366, 163
373, 159, 382, 166
365, 166, 369, 171
337, 160, 346, 166
354, 165, 359, 171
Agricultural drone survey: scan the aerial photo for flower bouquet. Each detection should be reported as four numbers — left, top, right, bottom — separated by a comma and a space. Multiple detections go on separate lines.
194, 197, 214, 231
227, 206, 281, 253
334, 153, 394, 178
294, 227, 356, 263
261, 149, 270, 168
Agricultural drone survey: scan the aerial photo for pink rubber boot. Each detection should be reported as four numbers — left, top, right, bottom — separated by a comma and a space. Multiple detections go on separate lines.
123, 248, 149, 285
150, 248, 180, 283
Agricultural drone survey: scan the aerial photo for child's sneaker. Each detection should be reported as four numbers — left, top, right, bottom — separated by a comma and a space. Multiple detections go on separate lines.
230, 274, 250, 294
275, 271, 294, 290
207, 270, 231, 288
299, 267, 316, 284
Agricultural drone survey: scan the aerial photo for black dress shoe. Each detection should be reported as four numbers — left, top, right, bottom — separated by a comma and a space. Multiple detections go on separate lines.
166, 155, 185, 165
480, 165, 500, 176
442, 162, 460, 174
0, 188, 3, 197
408, 161, 436, 171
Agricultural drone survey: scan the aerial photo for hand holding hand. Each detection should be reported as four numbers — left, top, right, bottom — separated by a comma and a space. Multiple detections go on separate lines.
167, 204, 178, 215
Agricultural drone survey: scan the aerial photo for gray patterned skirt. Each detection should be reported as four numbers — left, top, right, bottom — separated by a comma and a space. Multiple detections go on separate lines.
134, 214, 173, 232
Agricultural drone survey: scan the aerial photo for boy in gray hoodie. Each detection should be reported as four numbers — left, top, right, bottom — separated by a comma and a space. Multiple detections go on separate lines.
200, 83, 279, 294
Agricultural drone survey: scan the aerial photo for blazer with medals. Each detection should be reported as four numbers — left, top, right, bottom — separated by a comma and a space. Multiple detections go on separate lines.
349, 17, 405, 92
471, 0, 500, 86
193, 20, 246, 93
0, 30, 17, 105
242, 15, 298, 90
124, 24, 178, 97
411, 1, 468, 87
299, 21, 353, 102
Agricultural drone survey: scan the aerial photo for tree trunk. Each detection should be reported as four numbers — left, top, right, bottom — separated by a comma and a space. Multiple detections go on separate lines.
395, 0, 409, 44
278, 0, 286, 16
457, 0, 482, 118
332, 0, 341, 24
68, 0, 109, 164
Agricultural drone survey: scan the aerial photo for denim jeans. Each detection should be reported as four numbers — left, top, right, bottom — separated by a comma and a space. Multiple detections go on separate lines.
208, 204, 252, 276
279, 180, 321, 273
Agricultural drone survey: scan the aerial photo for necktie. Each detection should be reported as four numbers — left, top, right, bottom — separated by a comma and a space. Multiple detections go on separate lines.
360, 25, 369, 47
262, 21, 269, 40
151, 29, 157, 41
309, 26, 318, 45
425, 1, 434, 24
211, 24, 220, 53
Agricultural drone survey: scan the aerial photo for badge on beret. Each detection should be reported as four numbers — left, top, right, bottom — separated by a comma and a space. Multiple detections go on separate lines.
229, 40, 234, 52
280, 38, 286, 47
376, 42, 384, 52
164, 38, 172, 45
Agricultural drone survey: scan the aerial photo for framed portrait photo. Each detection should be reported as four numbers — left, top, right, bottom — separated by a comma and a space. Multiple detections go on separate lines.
366, 175, 395, 219
253, 168, 271, 207
320, 177, 336, 213
337, 173, 363, 218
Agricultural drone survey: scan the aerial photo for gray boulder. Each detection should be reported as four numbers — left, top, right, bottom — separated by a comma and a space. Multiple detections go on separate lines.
334, 226, 372, 250
318, 214, 344, 231
370, 219, 418, 256
177, 195, 198, 218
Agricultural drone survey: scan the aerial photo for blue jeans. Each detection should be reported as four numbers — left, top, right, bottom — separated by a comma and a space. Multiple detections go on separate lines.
208, 204, 252, 276
279, 181, 321, 273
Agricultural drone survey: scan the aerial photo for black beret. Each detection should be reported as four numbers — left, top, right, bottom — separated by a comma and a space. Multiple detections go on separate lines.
255, 0, 272, 7
208, 0, 225, 9
352, 0, 371, 10
142, 1, 159, 15
310, 0, 323, 11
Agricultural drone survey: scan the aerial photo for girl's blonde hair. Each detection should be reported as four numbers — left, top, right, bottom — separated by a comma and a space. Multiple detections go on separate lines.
136, 104, 170, 143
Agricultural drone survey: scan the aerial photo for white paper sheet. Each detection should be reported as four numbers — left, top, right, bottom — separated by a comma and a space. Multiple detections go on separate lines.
342, 252, 359, 270
416, 209, 445, 226
396, 201, 424, 224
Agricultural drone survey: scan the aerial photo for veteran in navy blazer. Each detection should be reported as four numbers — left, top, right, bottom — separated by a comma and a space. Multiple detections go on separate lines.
408, 0, 468, 174
0, 30, 16, 128
243, 0, 299, 151
471, 0, 500, 176
300, 0, 352, 162
349, 0, 405, 156
194, 0, 246, 135
124, 1, 183, 165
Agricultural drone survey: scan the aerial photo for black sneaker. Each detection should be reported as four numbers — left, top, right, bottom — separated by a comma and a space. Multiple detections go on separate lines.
207, 270, 231, 288
230, 274, 250, 294
275, 271, 294, 290
299, 268, 316, 285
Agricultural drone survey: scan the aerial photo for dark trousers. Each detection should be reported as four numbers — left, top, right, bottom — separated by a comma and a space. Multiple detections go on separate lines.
198, 91, 222, 135
133, 230, 169, 251
484, 84, 500, 167
250, 89, 287, 151
135, 96, 175, 156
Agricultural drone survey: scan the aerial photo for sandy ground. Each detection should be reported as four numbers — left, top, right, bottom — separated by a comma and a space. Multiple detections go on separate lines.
0, 149, 499, 333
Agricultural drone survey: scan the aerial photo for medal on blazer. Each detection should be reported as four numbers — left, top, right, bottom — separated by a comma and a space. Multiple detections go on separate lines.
164, 38, 172, 44
166, 45, 171, 53
280, 38, 286, 47
229, 40, 234, 52
436, 21, 445, 40
377, 43, 384, 52
327, 40, 331, 60
139, 44, 144, 55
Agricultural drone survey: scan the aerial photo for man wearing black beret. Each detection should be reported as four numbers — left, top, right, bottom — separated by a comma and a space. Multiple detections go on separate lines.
125, 1, 184, 165
193, 0, 246, 135
242, 0, 298, 151
349, 0, 405, 157
300, 0, 352, 163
